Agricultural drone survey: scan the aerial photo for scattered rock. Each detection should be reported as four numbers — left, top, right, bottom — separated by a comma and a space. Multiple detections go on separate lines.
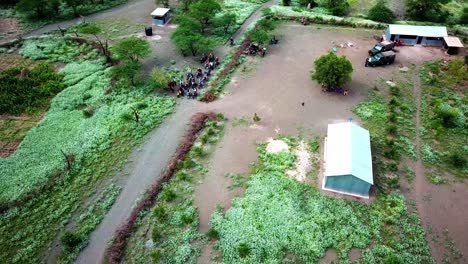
399, 66, 409, 72
266, 138, 289, 154
145, 239, 154, 250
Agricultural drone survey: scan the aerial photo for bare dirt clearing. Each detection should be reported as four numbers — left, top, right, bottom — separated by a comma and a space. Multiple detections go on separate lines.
193, 23, 452, 262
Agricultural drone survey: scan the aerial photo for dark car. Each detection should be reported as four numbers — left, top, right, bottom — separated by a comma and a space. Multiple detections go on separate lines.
366, 51, 396, 67
368, 41, 395, 56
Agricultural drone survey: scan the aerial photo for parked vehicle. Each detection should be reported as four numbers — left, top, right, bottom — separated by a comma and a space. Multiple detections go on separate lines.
368, 41, 395, 56
365, 51, 396, 67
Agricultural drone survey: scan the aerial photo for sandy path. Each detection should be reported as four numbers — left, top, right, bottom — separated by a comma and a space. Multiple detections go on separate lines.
76, 100, 199, 264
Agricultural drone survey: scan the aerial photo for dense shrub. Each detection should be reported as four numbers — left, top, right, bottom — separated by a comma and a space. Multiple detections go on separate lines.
0, 62, 65, 115
61, 231, 83, 253
434, 102, 464, 128
368, 0, 395, 23
449, 152, 467, 168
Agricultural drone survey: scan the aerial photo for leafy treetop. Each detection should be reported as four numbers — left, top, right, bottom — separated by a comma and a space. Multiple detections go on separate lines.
112, 37, 151, 62
368, 0, 395, 23
311, 52, 353, 88
189, 0, 221, 33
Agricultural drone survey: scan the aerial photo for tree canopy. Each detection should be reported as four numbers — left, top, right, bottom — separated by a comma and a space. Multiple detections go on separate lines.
112, 60, 142, 86
189, 0, 221, 33
326, 0, 349, 16
214, 13, 237, 34
311, 52, 353, 88
368, 0, 395, 23
150, 68, 171, 90
112, 37, 151, 62
171, 27, 216, 56
406, 0, 450, 22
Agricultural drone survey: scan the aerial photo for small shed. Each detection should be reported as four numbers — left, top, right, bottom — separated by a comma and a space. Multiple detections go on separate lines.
443, 36, 464, 55
322, 122, 373, 199
151, 8, 171, 26
385, 24, 447, 46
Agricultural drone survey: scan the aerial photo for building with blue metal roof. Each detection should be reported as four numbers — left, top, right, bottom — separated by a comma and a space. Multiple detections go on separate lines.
322, 122, 373, 199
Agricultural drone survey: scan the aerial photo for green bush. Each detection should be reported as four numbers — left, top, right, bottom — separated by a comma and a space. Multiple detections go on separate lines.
0, 62, 65, 115
386, 125, 397, 135
367, 0, 395, 23
150, 249, 162, 263
449, 152, 467, 168
207, 227, 219, 240
282, 0, 291, 6
152, 228, 163, 242
153, 205, 166, 220
161, 187, 177, 202
435, 102, 463, 128
61, 231, 83, 253
238, 243, 250, 258
387, 162, 398, 172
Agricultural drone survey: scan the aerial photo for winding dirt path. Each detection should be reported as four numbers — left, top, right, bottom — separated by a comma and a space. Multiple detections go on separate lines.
411, 66, 468, 263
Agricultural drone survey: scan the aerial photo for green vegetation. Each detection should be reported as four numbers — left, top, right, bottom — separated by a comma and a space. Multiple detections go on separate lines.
209, 138, 433, 263
406, 0, 450, 23
353, 71, 417, 190
59, 184, 122, 263
14, 0, 127, 21
367, 0, 395, 23
311, 52, 353, 88
0, 62, 65, 115
112, 36, 151, 62
171, 0, 271, 56
123, 118, 226, 263
0, 36, 175, 263
419, 60, 467, 178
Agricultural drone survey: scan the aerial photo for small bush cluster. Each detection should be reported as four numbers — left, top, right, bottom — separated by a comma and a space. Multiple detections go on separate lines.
0, 62, 65, 115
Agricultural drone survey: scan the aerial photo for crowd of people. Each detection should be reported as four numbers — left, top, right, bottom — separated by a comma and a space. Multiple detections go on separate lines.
168, 53, 220, 99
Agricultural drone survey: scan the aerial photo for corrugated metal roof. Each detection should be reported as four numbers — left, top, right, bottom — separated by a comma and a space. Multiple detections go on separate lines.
324, 122, 373, 184
151, 8, 170, 17
388, 24, 447, 37
444, 36, 464, 47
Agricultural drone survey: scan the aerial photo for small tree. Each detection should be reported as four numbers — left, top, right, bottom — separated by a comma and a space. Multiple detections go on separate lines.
112, 61, 142, 86
150, 68, 170, 90
368, 0, 395, 23
112, 37, 151, 62
78, 23, 113, 63
214, 13, 237, 34
311, 52, 353, 88
189, 0, 221, 33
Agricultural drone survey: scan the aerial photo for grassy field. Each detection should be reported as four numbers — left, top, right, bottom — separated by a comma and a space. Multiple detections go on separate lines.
419, 60, 467, 181
0, 35, 176, 263
123, 117, 225, 263
208, 136, 433, 263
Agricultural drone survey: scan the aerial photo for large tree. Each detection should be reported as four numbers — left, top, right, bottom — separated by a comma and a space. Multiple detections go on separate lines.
368, 0, 395, 23
214, 13, 237, 34
112, 37, 151, 62
189, 0, 221, 33
311, 52, 353, 88
406, 0, 450, 22
171, 27, 216, 56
